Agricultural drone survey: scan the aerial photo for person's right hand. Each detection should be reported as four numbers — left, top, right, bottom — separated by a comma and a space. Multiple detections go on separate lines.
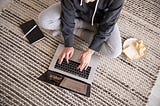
58, 47, 74, 64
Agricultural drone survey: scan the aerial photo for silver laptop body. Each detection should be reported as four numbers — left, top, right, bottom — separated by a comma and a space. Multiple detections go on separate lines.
49, 44, 99, 85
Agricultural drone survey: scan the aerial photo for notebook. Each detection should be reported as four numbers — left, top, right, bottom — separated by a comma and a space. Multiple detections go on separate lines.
20, 19, 44, 44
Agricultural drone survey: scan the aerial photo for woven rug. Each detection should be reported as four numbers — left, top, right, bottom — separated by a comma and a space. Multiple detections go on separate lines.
0, 0, 160, 106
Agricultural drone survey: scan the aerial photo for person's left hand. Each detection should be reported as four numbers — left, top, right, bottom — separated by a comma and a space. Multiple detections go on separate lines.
77, 48, 95, 71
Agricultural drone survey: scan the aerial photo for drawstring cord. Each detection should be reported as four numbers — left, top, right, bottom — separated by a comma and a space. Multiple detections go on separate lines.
80, 0, 100, 26
91, 0, 99, 26
80, 0, 83, 6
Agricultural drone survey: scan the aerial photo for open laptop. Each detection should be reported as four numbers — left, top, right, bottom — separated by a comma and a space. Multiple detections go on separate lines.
39, 44, 99, 97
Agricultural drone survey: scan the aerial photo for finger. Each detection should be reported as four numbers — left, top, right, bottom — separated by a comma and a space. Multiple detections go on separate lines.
58, 55, 62, 64
80, 63, 86, 71
78, 54, 82, 61
69, 51, 74, 59
77, 65, 80, 70
58, 54, 65, 64
80, 65, 85, 71
84, 63, 89, 70
82, 63, 88, 71
77, 63, 83, 70
65, 53, 69, 64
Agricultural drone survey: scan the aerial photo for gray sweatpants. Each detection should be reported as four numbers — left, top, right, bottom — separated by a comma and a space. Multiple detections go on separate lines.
38, 2, 122, 58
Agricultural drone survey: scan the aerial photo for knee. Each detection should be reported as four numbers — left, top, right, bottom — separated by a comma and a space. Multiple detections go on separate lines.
109, 47, 122, 58
38, 3, 61, 29
38, 11, 61, 30
38, 12, 47, 29
101, 44, 122, 58
38, 11, 55, 29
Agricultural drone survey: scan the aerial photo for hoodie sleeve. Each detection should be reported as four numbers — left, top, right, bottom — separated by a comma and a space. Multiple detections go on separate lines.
89, 0, 124, 52
61, 0, 76, 47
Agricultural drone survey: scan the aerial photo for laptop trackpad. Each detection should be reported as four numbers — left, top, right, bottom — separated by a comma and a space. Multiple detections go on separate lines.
60, 77, 88, 95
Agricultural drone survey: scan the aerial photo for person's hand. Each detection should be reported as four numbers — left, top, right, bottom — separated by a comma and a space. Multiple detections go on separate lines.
58, 47, 74, 64
77, 48, 95, 71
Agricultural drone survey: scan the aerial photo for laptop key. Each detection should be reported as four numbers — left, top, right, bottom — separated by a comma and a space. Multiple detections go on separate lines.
54, 59, 91, 79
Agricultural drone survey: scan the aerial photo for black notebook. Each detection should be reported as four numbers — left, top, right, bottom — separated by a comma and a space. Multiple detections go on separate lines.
20, 19, 44, 44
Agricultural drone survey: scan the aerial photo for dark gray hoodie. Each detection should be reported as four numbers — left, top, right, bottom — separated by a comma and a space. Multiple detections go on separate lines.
61, 0, 124, 52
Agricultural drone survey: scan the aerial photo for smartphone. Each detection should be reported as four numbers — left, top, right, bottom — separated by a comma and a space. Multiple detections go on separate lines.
20, 19, 45, 44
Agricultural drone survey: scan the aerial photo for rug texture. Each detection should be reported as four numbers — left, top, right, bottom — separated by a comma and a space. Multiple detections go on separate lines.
0, 0, 160, 106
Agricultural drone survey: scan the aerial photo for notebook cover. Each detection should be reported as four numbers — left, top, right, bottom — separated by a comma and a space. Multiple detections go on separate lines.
20, 19, 44, 44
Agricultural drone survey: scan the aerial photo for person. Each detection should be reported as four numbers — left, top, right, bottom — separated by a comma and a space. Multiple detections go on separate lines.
38, 0, 124, 71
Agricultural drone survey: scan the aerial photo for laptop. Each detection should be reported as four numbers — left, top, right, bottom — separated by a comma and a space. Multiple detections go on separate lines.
39, 44, 99, 97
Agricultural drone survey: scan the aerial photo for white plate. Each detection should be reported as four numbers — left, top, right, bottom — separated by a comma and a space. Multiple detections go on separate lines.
123, 38, 140, 60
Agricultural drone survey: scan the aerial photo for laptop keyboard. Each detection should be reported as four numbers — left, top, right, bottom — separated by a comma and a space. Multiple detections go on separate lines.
54, 59, 91, 79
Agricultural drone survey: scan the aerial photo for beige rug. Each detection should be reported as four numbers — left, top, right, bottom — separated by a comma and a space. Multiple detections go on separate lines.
0, 0, 160, 106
